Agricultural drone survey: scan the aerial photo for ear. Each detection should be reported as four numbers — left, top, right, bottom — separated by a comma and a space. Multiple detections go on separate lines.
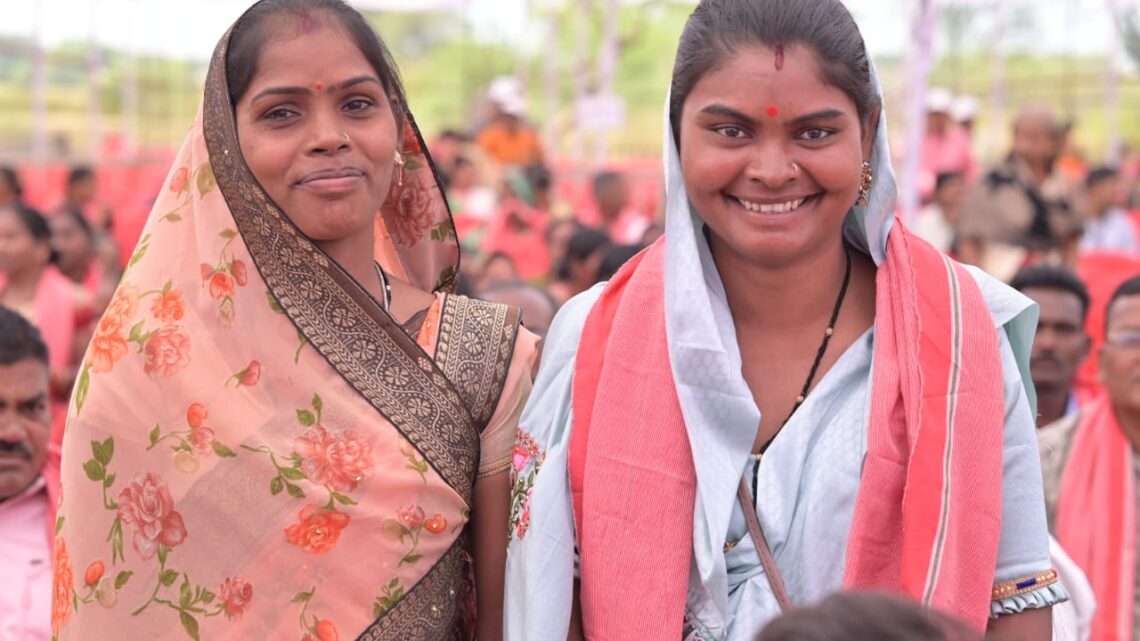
1079, 333, 1092, 363
1097, 344, 1108, 383
861, 105, 881, 162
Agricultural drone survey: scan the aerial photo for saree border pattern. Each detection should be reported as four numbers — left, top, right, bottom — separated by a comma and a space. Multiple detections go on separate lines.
201, 25, 480, 504
436, 295, 522, 429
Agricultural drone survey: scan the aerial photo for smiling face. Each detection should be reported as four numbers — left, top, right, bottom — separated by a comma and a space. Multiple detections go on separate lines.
678, 45, 874, 267
234, 15, 399, 249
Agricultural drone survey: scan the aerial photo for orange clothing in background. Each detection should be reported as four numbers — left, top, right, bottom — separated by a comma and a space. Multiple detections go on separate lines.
476, 122, 543, 167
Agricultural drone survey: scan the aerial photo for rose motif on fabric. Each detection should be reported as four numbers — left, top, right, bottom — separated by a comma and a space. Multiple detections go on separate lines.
116, 472, 188, 560
383, 179, 436, 247
151, 290, 185, 323
52, 536, 74, 637
219, 577, 254, 619
294, 426, 373, 492
284, 504, 351, 554
88, 284, 139, 372
142, 325, 191, 377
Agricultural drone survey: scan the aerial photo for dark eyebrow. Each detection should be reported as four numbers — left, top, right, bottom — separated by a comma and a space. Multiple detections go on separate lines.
18, 392, 48, 406
249, 75, 383, 104
787, 108, 847, 126
698, 105, 848, 127
698, 104, 756, 125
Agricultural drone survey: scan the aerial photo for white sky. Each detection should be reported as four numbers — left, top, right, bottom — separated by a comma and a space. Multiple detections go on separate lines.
1, 0, 1136, 61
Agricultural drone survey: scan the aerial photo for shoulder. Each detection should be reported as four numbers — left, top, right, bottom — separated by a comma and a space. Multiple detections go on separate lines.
1038, 412, 1080, 470
959, 263, 1035, 329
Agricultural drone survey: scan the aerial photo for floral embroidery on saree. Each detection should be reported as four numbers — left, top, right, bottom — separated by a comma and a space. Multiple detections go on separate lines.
509, 430, 545, 541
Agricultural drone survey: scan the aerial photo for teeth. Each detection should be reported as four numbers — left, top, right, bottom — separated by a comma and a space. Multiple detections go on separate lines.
736, 197, 806, 213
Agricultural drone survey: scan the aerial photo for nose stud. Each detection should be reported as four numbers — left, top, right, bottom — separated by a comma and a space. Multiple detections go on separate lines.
342, 133, 351, 145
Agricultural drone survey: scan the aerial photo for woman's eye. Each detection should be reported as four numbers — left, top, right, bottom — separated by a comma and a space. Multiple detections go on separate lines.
716, 126, 746, 139
263, 107, 296, 121
799, 128, 833, 141
344, 98, 376, 113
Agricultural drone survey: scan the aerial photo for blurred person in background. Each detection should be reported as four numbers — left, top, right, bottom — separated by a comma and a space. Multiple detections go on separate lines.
1039, 276, 1140, 641
476, 251, 520, 293
0, 307, 60, 641
916, 88, 976, 203
448, 154, 499, 247
588, 170, 649, 244
1055, 121, 1088, 184
912, 171, 965, 255
429, 128, 470, 188
547, 226, 609, 306
59, 167, 121, 279
755, 591, 982, 641
958, 105, 1083, 282
49, 208, 116, 333
0, 167, 25, 210
0, 206, 77, 446
482, 170, 551, 281
526, 163, 573, 222
478, 279, 556, 340
1010, 265, 1091, 429
544, 218, 581, 281
1080, 167, 1138, 256
594, 243, 644, 284
951, 94, 979, 136
476, 78, 544, 168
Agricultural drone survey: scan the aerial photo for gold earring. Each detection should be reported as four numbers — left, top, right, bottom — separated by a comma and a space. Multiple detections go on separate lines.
394, 151, 405, 187
855, 161, 872, 207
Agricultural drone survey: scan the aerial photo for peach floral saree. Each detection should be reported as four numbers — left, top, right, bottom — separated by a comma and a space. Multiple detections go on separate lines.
53, 12, 534, 641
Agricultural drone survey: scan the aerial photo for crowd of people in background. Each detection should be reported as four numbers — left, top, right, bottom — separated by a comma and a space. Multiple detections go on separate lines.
5, 67, 1140, 639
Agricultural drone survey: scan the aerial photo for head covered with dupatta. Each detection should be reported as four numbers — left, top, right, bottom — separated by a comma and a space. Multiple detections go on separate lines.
54, 2, 502, 640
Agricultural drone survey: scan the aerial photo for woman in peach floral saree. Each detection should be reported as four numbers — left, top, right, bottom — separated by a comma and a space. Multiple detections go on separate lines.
53, 2, 536, 640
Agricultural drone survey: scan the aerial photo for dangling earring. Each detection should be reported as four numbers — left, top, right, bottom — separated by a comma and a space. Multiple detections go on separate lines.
855, 161, 872, 207
394, 150, 406, 187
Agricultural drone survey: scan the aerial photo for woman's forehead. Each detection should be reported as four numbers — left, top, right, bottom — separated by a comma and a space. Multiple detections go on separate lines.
684, 45, 856, 117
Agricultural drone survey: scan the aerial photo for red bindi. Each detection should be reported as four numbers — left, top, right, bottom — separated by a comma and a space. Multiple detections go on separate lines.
767, 106, 779, 118
315, 82, 324, 91
774, 42, 785, 71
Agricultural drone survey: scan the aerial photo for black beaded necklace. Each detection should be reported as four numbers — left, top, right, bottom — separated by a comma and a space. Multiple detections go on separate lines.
374, 262, 392, 311
750, 247, 853, 500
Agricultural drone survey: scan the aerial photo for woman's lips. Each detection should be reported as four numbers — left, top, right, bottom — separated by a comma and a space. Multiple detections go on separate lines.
297, 167, 366, 195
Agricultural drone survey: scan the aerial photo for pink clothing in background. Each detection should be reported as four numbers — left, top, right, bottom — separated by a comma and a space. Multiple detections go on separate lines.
0, 477, 52, 641
918, 125, 976, 201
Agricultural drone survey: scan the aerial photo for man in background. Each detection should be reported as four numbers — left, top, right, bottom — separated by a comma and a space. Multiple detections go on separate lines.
0, 306, 59, 641
1010, 265, 1091, 428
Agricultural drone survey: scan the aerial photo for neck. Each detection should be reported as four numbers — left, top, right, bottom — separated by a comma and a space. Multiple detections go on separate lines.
316, 231, 383, 304
1115, 402, 1140, 454
60, 260, 90, 283
3, 264, 44, 292
1035, 385, 1071, 428
712, 234, 848, 333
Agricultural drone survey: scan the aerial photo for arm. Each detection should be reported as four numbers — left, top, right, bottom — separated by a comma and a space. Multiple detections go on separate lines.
567, 579, 585, 641
987, 606, 1052, 641
473, 471, 511, 641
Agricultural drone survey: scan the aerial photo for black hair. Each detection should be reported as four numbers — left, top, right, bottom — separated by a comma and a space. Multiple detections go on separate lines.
669, 0, 877, 143
757, 591, 980, 641
557, 227, 611, 281
55, 205, 95, 241
595, 243, 644, 282
544, 218, 582, 247
1105, 276, 1140, 334
1010, 264, 1091, 324
592, 171, 624, 199
0, 166, 23, 197
1, 206, 57, 265
934, 171, 963, 193
67, 166, 94, 188
225, 0, 407, 132
0, 306, 50, 367
483, 251, 517, 271
526, 164, 553, 192
438, 129, 469, 142
1086, 166, 1119, 190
